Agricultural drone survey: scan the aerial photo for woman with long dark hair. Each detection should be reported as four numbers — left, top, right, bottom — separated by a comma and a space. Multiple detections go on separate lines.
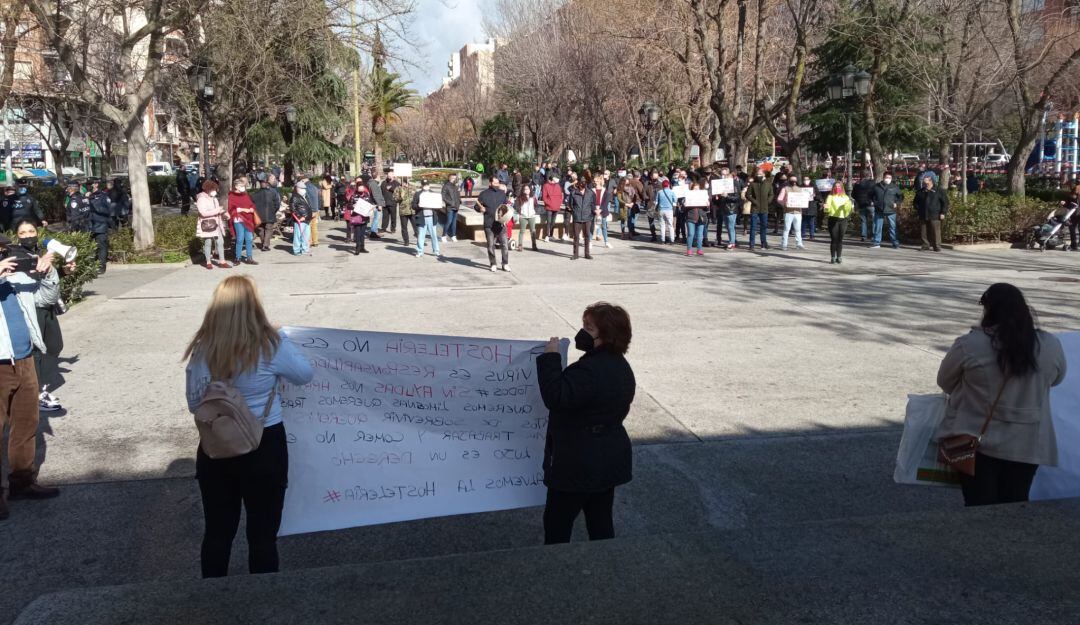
936, 283, 1066, 506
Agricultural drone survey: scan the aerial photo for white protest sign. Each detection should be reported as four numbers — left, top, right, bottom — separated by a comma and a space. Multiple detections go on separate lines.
685, 189, 710, 207
278, 327, 563, 536
1032, 332, 1080, 501
786, 189, 813, 209
672, 185, 688, 199
710, 178, 734, 196
392, 162, 413, 178
353, 198, 375, 218
418, 191, 443, 210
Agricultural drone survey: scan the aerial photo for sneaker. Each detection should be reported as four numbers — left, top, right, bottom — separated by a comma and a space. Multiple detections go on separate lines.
727, 244, 736, 250
415, 252, 423, 258
796, 245, 805, 250
870, 244, 881, 249
39, 391, 61, 412
441, 236, 448, 242
781, 246, 788, 251
605, 242, 613, 248
204, 263, 213, 270
696, 250, 705, 256
490, 265, 497, 272
685, 250, 692, 256
503, 265, 511, 272
452, 236, 458, 242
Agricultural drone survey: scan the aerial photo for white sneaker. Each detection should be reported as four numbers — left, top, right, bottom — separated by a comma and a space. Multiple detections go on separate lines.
490, 265, 497, 272
451, 236, 458, 242
441, 236, 448, 242
503, 265, 511, 272
39, 391, 61, 412
605, 242, 613, 248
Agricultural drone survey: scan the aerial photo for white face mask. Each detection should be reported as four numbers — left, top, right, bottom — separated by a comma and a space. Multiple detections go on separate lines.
884, 178, 893, 185
209, 191, 218, 197
236, 186, 246, 193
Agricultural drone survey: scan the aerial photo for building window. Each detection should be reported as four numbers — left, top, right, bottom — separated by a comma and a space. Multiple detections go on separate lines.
14, 61, 32, 81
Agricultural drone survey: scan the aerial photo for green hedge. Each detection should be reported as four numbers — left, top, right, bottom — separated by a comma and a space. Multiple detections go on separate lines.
893, 190, 1053, 244
109, 214, 198, 264
31, 187, 67, 223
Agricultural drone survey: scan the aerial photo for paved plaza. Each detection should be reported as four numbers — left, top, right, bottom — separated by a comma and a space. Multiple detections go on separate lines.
5, 221, 1080, 622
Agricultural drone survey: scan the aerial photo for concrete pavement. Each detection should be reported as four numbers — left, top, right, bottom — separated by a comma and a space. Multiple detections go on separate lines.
4, 218, 1080, 621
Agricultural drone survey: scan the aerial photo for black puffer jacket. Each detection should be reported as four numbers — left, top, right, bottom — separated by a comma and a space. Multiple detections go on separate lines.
536, 349, 636, 493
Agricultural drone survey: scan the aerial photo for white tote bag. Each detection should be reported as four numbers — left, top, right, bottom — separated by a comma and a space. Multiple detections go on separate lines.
894, 394, 961, 487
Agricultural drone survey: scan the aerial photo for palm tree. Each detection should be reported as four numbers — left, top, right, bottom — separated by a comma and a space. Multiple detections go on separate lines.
368, 68, 415, 167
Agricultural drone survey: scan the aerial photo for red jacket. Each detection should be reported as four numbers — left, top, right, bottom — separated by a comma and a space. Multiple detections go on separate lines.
541, 182, 564, 213
227, 190, 257, 236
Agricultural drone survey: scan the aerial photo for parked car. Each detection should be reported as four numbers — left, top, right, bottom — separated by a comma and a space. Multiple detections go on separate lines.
147, 161, 174, 176
983, 153, 1010, 166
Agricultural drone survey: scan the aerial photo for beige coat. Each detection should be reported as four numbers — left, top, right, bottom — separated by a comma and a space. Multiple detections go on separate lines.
936, 328, 1066, 466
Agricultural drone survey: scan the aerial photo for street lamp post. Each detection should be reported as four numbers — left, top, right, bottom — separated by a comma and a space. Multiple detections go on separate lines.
826, 64, 871, 188
187, 63, 214, 178
638, 101, 661, 163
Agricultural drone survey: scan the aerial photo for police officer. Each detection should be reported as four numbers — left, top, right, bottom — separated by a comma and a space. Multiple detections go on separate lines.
87, 181, 113, 273
65, 182, 91, 232
1, 182, 47, 231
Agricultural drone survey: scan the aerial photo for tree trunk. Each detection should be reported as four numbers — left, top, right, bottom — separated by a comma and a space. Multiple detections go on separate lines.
214, 135, 234, 193
127, 123, 154, 250
50, 148, 65, 185
960, 130, 969, 203
729, 139, 749, 172
937, 139, 951, 190
1008, 124, 1040, 197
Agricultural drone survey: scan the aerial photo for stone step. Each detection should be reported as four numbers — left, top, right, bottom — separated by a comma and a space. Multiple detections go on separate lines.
15, 499, 1080, 624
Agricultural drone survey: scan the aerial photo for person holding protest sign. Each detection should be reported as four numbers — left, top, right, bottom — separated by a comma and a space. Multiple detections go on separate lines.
537, 302, 636, 544
935, 283, 1066, 507
185, 275, 314, 577
777, 177, 806, 251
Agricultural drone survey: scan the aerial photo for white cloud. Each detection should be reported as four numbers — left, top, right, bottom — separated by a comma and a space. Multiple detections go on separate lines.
404, 0, 488, 95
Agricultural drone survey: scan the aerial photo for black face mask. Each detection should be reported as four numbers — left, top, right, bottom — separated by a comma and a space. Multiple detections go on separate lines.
18, 237, 38, 253
574, 328, 596, 352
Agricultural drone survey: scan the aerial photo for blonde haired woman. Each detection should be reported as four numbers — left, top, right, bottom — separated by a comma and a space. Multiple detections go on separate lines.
184, 275, 313, 578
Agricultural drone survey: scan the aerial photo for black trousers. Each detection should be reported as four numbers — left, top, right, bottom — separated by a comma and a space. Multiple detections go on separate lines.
543, 488, 616, 544
960, 452, 1038, 507
828, 217, 847, 259
196, 422, 289, 578
93, 232, 109, 272
352, 222, 368, 252
675, 208, 687, 241
571, 221, 591, 258
383, 204, 398, 232
33, 305, 63, 392
486, 226, 508, 267
400, 214, 418, 245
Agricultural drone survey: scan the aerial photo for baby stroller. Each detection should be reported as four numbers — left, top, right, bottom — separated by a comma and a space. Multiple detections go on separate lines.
1028, 204, 1076, 251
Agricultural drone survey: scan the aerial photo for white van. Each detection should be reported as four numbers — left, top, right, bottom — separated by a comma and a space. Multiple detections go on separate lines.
147, 162, 174, 176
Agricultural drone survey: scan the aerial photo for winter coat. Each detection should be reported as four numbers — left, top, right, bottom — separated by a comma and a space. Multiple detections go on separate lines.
823, 193, 854, 219
366, 179, 386, 207
873, 182, 903, 215
195, 192, 224, 238
320, 180, 333, 208
382, 179, 401, 208
852, 178, 876, 208
936, 328, 1066, 467
536, 349, 636, 493
914, 186, 948, 221
289, 191, 313, 223
441, 180, 461, 209
252, 188, 279, 224
477, 186, 508, 228
541, 182, 564, 213
88, 190, 113, 234
745, 177, 774, 214
228, 190, 257, 235
65, 193, 91, 231
305, 181, 322, 212
568, 186, 597, 223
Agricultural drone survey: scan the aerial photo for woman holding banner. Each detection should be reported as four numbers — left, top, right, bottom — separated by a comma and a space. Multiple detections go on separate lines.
537, 302, 636, 544
935, 283, 1066, 507
185, 276, 314, 577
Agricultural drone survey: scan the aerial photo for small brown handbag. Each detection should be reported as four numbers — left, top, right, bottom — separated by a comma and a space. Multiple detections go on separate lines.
938, 378, 1008, 476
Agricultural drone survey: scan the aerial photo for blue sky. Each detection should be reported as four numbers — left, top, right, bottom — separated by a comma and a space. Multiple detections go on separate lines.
403, 0, 487, 95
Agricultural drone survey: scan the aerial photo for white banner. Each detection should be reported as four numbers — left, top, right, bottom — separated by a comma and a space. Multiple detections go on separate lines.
710, 178, 734, 196
786, 189, 813, 209
392, 162, 413, 178
418, 191, 443, 209
672, 185, 688, 199
278, 327, 563, 536
685, 189, 710, 207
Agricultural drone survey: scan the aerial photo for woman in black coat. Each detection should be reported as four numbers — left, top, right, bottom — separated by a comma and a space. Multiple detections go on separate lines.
536, 302, 636, 544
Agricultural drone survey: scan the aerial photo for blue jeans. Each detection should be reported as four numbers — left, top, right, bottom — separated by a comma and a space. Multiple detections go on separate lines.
234, 222, 254, 260
860, 206, 874, 239
686, 221, 705, 251
598, 217, 609, 243
803, 215, 817, 239
877, 213, 899, 247
749, 213, 768, 248
416, 214, 440, 256
370, 208, 382, 233
724, 213, 738, 246
443, 209, 459, 238
292, 221, 310, 255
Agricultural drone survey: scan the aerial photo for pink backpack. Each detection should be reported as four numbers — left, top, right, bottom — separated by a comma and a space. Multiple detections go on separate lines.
194, 379, 278, 459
